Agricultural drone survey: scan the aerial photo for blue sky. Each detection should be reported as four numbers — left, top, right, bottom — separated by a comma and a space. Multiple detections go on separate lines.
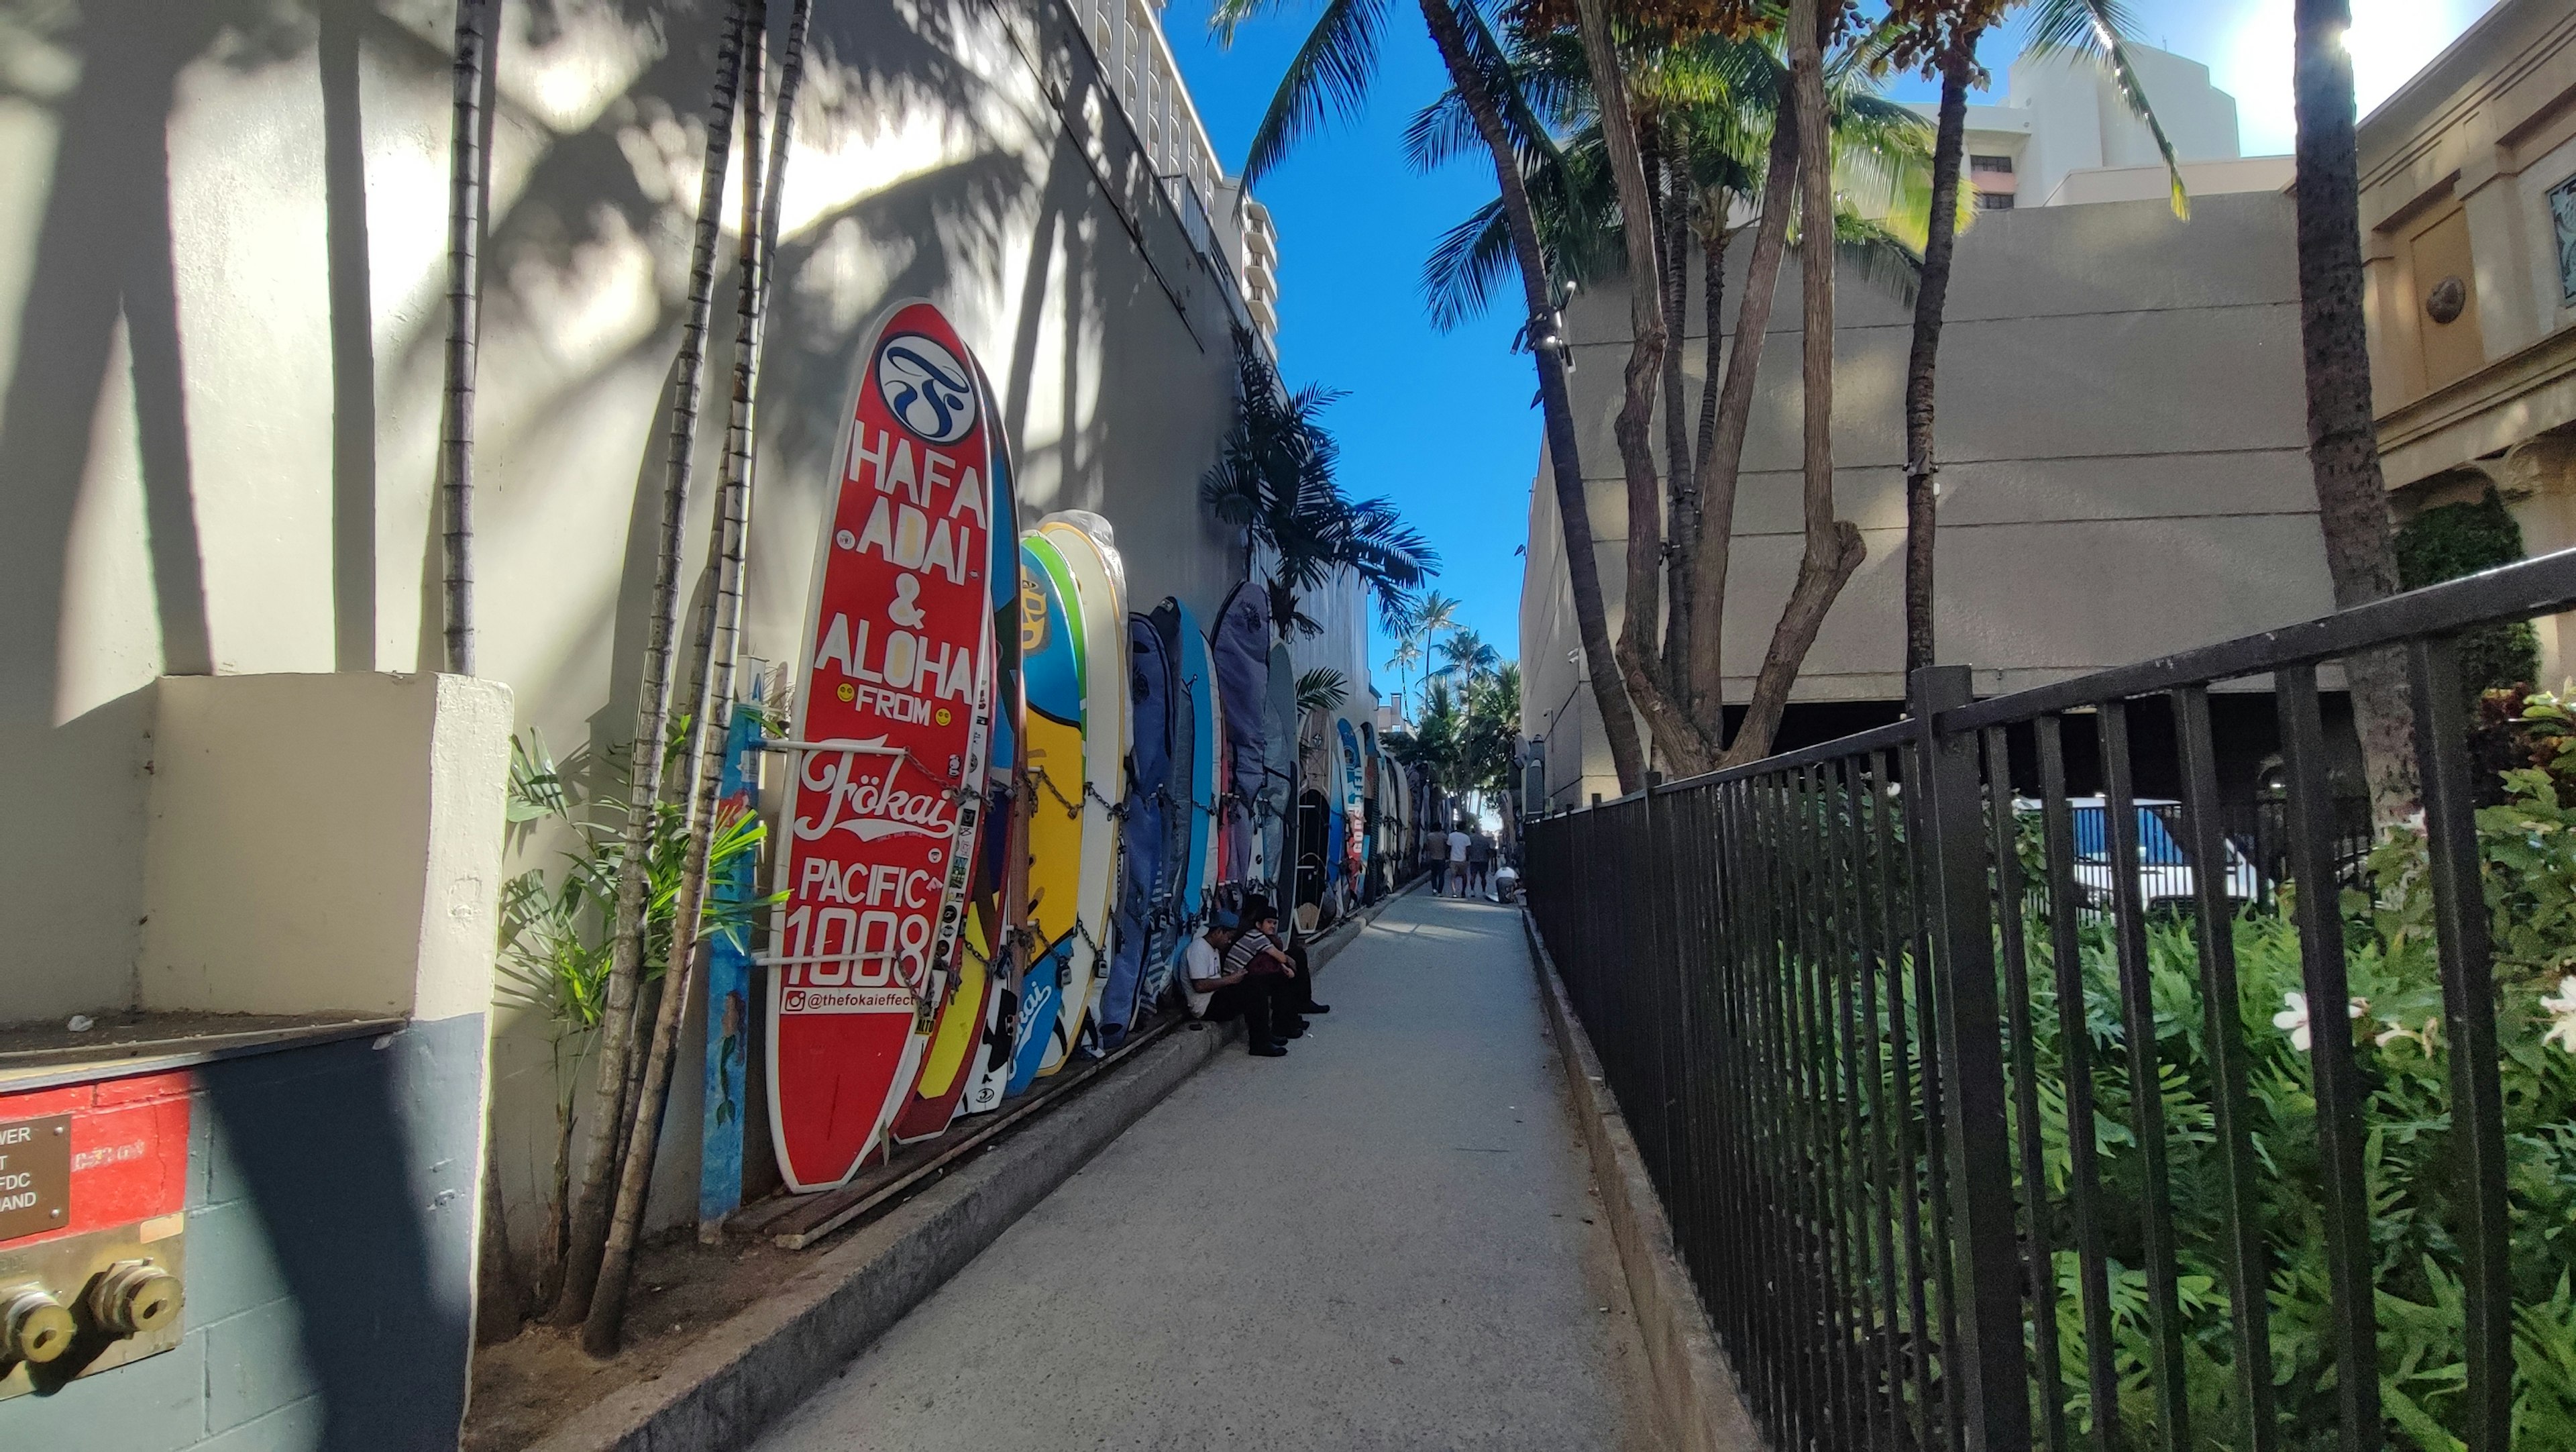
1155, 0, 2502, 712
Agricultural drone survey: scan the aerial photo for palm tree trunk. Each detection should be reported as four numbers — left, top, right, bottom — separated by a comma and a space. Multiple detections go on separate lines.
1415, 0, 1645, 792
585, 0, 807, 1354
442, 0, 514, 1340
437, 0, 490, 676
1658, 139, 1697, 705
2292, 0, 2416, 821
1686, 221, 1727, 722
1902, 36, 1975, 678
552, 0, 751, 1326
1723, 0, 1864, 768
1685, 111, 1800, 731
1572, 0, 1711, 775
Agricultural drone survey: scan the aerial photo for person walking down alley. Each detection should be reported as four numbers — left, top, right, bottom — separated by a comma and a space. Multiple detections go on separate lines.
1466, 831, 1491, 896
1444, 823, 1470, 896
1185, 909, 1299, 1057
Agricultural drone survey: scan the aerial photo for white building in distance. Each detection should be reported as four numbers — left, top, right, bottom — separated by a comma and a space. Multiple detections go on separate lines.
1919, 42, 2294, 212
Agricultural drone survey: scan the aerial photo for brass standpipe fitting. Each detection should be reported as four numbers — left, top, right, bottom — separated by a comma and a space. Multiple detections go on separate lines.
87, 1261, 182, 1337
1, 1288, 76, 1364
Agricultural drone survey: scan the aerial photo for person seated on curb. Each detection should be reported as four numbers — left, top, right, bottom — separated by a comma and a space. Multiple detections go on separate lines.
1185, 908, 1297, 1057
1233, 894, 1328, 1021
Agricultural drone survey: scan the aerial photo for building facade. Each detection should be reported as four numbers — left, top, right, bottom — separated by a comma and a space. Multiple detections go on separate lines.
0, 0, 1329, 1440
1917, 43, 2290, 212
1518, 187, 2337, 811
2358, 0, 2576, 682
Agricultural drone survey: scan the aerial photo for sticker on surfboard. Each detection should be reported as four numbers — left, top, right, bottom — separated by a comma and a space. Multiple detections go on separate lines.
766, 299, 996, 1194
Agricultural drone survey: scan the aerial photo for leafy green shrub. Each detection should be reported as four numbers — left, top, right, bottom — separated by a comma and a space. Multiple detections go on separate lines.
493, 717, 773, 1294
2001, 767, 2576, 1448
2394, 488, 2540, 703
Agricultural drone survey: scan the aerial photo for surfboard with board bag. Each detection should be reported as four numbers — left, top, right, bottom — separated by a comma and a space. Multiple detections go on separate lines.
1144, 600, 1213, 1006
1099, 609, 1171, 1045
766, 299, 996, 1193
1211, 582, 1269, 897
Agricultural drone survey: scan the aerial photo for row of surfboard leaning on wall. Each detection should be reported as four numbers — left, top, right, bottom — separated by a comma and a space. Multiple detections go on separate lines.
755, 298, 1418, 1195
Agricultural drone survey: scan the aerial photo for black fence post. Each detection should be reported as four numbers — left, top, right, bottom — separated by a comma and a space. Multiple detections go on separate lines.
1909, 664, 2032, 1452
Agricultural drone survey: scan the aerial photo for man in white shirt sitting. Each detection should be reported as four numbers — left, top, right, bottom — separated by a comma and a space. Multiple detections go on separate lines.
1185, 908, 1294, 1057
1444, 825, 1471, 897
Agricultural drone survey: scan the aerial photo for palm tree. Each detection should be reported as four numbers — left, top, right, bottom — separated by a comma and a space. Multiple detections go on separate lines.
552, 0, 753, 1329
437, 0, 492, 677
1405, 589, 1461, 713
1216, 0, 1650, 792
1201, 335, 1439, 639
1385, 637, 1424, 722
1421, 12, 1930, 769
1438, 628, 1500, 688
1894, 0, 2182, 676
2291, 0, 2414, 819
582, 0, 814, 1355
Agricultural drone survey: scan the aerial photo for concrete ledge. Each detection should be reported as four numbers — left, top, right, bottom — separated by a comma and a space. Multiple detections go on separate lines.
525, 879, 1418, 1452
1521, 909, 1767, 1452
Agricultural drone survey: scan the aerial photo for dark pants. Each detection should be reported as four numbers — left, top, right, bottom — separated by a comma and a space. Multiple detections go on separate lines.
1281, 941, 1324, 1013
1203, 974, 1297, 1047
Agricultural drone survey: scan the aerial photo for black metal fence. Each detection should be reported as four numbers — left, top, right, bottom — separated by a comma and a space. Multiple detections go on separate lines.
1526, 550, 2576, 1452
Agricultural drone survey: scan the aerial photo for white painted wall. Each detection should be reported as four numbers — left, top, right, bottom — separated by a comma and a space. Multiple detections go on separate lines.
141, 671, 511, 1024
0, 0, 1346, 1243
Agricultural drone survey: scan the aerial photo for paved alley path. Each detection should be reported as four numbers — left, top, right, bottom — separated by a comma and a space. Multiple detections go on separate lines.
753, 888, 1655, 1451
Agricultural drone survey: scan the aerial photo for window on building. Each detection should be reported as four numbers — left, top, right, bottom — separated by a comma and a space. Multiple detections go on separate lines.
1976, 193, 2016, 210
1970, 153, 2014, 175
2551, 172, 2576, 306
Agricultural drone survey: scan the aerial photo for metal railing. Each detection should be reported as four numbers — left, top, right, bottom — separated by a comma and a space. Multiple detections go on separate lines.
1525, 548, 2576, 1452
1159, 173, 1256, 341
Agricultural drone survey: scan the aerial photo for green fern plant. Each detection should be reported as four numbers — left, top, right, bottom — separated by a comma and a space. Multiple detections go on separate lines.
494, 717, 775, 1297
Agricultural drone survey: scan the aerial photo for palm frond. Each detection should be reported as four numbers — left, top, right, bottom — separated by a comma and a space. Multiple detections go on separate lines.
1297, 668, 1351, 715
1421, 199, 1520, 331
2023, 0, 2188, 218
1833, 210, 1922, 306
1240, 0, 1393, 183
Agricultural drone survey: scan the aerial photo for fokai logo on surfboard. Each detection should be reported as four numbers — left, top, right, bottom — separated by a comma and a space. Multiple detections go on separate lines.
875, 333, 976, 444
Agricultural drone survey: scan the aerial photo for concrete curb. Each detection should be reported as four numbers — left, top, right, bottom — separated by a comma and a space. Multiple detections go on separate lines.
1520, 909, 1768, 1452
527, 878, 1418, 1452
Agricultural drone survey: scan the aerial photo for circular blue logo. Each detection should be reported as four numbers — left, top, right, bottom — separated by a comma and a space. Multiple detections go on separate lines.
875, 332, 976, 444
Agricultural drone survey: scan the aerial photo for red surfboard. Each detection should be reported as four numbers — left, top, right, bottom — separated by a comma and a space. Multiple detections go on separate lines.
889, 354, 1022, 1145
767, 300, 996, 1193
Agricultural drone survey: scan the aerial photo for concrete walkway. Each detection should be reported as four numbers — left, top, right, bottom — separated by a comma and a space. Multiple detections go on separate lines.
753, 888, 1656, 1451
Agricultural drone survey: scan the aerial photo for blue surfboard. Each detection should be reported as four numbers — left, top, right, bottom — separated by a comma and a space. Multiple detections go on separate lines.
1099, 613, 1171, 1045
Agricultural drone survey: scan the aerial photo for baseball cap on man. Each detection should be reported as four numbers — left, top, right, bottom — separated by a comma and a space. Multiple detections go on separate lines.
1213, 909, 1242, 931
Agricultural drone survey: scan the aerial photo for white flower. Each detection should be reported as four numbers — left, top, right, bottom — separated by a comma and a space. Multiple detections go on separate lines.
2375, 1015, 2441, 1057
2273, 991, 2367, 1053
2542, 977, 2576, 1055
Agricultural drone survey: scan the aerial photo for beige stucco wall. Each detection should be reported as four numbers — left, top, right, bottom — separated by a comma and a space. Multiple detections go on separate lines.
1, 0, 1285, 1241
1521, 189, 2334, 809
141, 671, 511, 1023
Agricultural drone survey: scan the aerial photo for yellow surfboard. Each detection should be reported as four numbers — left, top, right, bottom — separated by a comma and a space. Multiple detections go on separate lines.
1036, 515, 1127, 1071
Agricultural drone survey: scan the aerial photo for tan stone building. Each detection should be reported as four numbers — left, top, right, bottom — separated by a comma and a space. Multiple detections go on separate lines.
2360, 0, 2576, 682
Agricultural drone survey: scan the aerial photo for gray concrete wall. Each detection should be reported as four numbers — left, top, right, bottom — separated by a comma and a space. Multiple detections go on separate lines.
0, 0, 1298, 1249
1521, 189, 2332, 807
1, 1013, 489, 1451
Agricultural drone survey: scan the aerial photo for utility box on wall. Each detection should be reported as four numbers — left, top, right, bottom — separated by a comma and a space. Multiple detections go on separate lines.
0, 1070, 191, 1396
0, 671, 511, 1449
